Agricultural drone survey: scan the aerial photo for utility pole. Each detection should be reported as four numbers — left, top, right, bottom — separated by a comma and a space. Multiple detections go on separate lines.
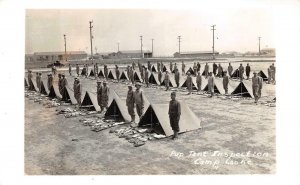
151, 38, 154, 57
140, 35, 143, 58
211, 25, 216, 59
63, 34, 67, 62
89, 21, 94, 62
177, 36, 181, 54
258, 37, 261, 56
117, 42, 120, 52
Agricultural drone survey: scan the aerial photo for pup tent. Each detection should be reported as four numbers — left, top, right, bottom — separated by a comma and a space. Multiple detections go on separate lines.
148, 73, 160, 85
204, 77, 234, 95
162, 65, 167, 72
231, 69, 240, 79
61, 86, 77, 104
48, 85, 62, 99
98, 69, 105, 78
31, 79, 39, 92
258, 70, 268, 81
231, 81, 254, 98
108, 70, 117, 80
81, 68, 87, 76
160, 74, 177, 87
81, 89, 115, 111
186, 67, 196, 76
88, 69, 95, 77
119, 71, 129, 80
202, 80, 222, 94
138, 102, 201, 137
40, 80, 49, 95
179, 77, 198, 90
133, 71, 143, 82
151, 65, 158, 72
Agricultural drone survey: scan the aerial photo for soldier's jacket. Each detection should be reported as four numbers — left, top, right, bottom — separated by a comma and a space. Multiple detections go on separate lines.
223, 76, 229, 86
76, 66, 79, 73
126, 89, 135, 106
168, 99, 181, 116
193, 64, 197, 70
196, 75, 202, 84
252, 76, 260, 87
116, 68, 120, 79
28, 73, 32, 80
208, 76, 215, 87
182, 64, 185, 71
175, 71, 180, 82
186, 76, 192, 87
144, 70, 149, 82
74, 83, 82, 98
101, 86, 109, 102
48, 76, 53, 88
61, 78, 68, 88
148, 63, 151, 71
258, 76, 263, 89
157, 63, 160, 71
36, 75, 41, 88
218, 66, 223, 73
104, 67, 108, 77
134, 89, 144, 106
58, 78, 63, 89
239, 66, 244, 73
228, 65, 233, 73
164, 73, 170, 81
197, 63, 201, 70
69, 65, 72, 71
158, 71, 162, 83
246, 66, 251, 73
97, 85, 102, 97
170, 63, 173, 71
205, 65, 209, 71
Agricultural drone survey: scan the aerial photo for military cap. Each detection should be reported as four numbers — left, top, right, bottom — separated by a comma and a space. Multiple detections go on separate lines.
103, 80, 107, 84
253, 71, 257, 74
97, 80, 102, 83
171, 92, 176, 96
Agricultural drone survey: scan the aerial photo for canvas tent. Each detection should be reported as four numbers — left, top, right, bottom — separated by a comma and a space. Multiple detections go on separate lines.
213, 77, 234, 94
61, 86, 77, 104
48, 85, 62, 99
161, 74, 177, 87
139, 102, 201, 137
81, 91, 100, 111
148, 73, 160, 85
40, 80, 49, 95
202, 81, 221, 94
108, 70, 117, 80
258, 70, 268, 81
151, 65, 157, 72
179, 77, 198, 90
231, 69, 240, 78
25, 78, 28, 87
31, 79, 39, 92
98, 69, 105, 78
162, 65, 167, 72
186, 67, 196, 76
88, 69, 95, 77
119, 71, 129, 80
231, 81, 253, 98
133, 71, 142, 82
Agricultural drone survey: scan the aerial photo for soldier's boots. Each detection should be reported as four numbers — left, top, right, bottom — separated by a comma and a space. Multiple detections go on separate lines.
172, 131, 178, 140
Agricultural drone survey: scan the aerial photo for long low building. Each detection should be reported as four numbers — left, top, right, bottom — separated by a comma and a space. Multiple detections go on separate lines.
97, 50, 153, 59
174, 51, 219, 58
26, 51, 88, 63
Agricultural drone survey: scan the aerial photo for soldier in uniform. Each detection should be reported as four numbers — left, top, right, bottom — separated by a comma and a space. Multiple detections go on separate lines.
103, 65, 108, 79
69, 64, 72, 76
186, 72, 193, 95
204, 63, 209, 78
223, 71, 229, 94
134, 83, 144, 118
96, 81, 103, 113
101, 81, 110, 112
170, 61, 173, 72
130, 66, 134, 84
47, 73, 53, 89
193, 62, 197, 76
174, 68, 180, 87
58, 74, 63, 94
197, 62, 201, 73
38, 73, 42, 92
126, 85, 135, 123
157, 61, 161, 72
140, 66, 144, 83
76, 64, 80, 77
246, 63, 251, 80
228, 63, 233, 78
168, 92, 181, 140
61, 74, 68, 101
196, 71, 202, 92
73, 78, 82, 108
182, 61, 185, 75
174, 63, 178, 73
164, 71, 170, 91
213, 63, 218, 76
252, 71, 263, 104
147, 61, 151, 71
27, 70, 34, 91
85, 64, 89, 78
95, 63, 99, 77
132, 61, 136, 70
126, 65, 130, 80
270, 63, 276, 84
239, 63, 244, 81
115, 65, 120, 82
158, 70, 162, 85
217, 64, 223, 77
208, 72, 215, 97
144, 67, 149, 87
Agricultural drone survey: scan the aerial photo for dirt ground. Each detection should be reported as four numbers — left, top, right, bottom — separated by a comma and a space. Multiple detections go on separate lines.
25, 60, 276, 175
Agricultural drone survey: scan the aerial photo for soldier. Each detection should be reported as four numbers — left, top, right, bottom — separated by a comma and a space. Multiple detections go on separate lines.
61, 74, 68, 101
223, 71, 229, 94
73, 78, 82, 108
204, 63, 209, 78
174, 68, 180, 87
140, 66, 144, 83
208, 72, 215, 97
267, 67, 272, 84
168, 92, 181, 140
58, 74, 63, 94
157, 61, 161, 72
246, 63, 251, 80
81, 65, 86, 76
174, 63, 178, 73
228, 63, 233, 78
213, 62, 218, 76
115, 65, 120, 82
95, 63, 99, 77
38, 73, 42, 92
85, 64, 89, 78
182, 61, 186, 75
186, 72, 192, 95
164, 71, 170, 91
134, 83, 144, 118
196, 71, 202, 92
27, 70, 34, 91
144, 67, 149, 87
238, 63, 244, 81
47, 73, 53, 89
197, 62, 201, 73
160, 61, 164, 72
76, 64, 80, 77
270, 63, 276, 84
104, 65, 108, 80
126, 85, 135, 123
101, 81, 110, 112
52, 66, 57, 76
193, 62, 197, 76
132, 61, 136, 70
147, 61, 151, 71
69, 64, 72, 76
158, 70, 163, 85
252, 71, 262, 104
170, 61, 173, 72
217, 64, 223, 77
96, 81, 103, 112
35, 72, 40, 92
130, 66, 134, 84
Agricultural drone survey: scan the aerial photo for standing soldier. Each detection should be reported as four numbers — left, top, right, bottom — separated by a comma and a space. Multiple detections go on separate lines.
137, 61, 142, 71
238, 63, 244, 81
52, 66, 57, 76
81, 65, 86, 76
197, 62, 201, 73
101, 81, 110, 112
223, 71, 229, 94
129, 67, 134, 84
127, 65, 130, 80
168, 92, 181, 140
76, 64, 80, 77
104, 65, 108, 80
158, 70, 163, 85
186, 72, 193, 95
160, 61, 164, 72
96, 81, 103, 113
115, 65, 120, 82
208, 72, 215, 97
95, 63, 99, 77
157, 61, 161, 72
193, 62, 197, 76
126, 85, 135, 123
140, 66, 144, 83
61, 74, 68, 100
58, 74, 63, 95
85, 64, 89, 78
270, 63, 276, 84
170, 61, 173, 72
147, 61, 151, 71
27, 70, 34, 91
252, 71, 262, 104
204, 63, 209, 78
217, 63, 223, 77
246, 63, 251, 80
132, 61, 136, 70
174, 68, 180, 87
35, 72, 40, 92
69, 64, 72, 76
164, 71, 170, 91
38, 73, 42, 92
134, 83, 144, 118
228, 63, 233, 78
182, 61, 186, 75
73, 78, 82, 108
47, 73, 53, 89
196, 71, 202, 93
213, 62, 218, 76
144, 67, 149, 87
267, 67, 272, 84
174, 63, 178, 73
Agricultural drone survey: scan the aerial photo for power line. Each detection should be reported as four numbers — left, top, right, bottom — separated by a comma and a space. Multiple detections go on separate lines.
89, 20, 94, 62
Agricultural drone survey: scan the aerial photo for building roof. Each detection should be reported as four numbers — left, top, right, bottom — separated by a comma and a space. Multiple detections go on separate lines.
174, 51, 219, 55
34, 51, 87, 56
118, 50, 152, 54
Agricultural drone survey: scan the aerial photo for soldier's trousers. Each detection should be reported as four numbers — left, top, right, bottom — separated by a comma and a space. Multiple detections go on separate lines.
223, 85, 228, 94
197, 83, 201, 91
127, 104, 135, 121
169, 115, 180, 132
136, 104, 144, 117
75, 96, 81, 106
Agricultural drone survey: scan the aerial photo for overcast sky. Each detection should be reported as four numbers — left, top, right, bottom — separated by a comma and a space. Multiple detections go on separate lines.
26, 8, 275, 56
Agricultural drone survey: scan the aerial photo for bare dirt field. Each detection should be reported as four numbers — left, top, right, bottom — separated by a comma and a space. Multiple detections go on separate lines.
25, 60, 276, 175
